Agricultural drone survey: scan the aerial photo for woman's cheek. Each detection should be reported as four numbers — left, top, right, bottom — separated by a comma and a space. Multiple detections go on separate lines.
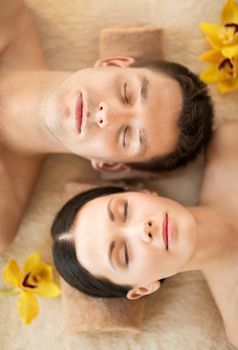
135, 248, 158, 275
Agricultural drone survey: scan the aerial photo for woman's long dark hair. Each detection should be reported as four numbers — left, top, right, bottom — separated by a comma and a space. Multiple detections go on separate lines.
51, 186, 133, 298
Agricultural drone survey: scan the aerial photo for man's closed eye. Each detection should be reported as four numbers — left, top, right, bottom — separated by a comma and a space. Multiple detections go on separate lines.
124, 200, 128, 222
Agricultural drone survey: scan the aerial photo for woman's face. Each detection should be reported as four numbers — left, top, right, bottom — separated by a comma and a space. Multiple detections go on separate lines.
73, 191, 197, 291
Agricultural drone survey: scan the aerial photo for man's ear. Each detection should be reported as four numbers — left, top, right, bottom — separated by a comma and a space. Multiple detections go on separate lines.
127, 281, 161, 300
94, 56, 135, 68
90, 159, 131, 173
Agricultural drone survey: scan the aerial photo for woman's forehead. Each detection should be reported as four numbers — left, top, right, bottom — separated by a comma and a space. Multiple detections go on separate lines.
72, 197, 112, 276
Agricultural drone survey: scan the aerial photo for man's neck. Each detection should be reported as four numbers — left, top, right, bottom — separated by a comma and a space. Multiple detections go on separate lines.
0, 69, 72, 155
182, 206, 235, 274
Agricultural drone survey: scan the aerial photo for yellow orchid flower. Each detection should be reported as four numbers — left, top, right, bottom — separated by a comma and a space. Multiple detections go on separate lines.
200, 22, 238, 57
199, 49, 238, 92
0, 252, 61, 324
200, 58, 238, 93
199, 0, 238, 93
200, 0, 238, 53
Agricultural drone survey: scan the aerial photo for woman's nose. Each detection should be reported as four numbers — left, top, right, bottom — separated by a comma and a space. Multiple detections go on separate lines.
96, 102, 109, 128
142, 220, 154, 242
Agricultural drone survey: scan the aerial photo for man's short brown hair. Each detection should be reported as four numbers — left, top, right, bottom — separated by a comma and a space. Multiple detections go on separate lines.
127, 59, 214, 172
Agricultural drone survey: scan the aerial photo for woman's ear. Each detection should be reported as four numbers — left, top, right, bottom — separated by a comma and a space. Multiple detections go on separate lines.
90, 159, 130, 173
94, 56, 135, 68
127, 280, 161, 300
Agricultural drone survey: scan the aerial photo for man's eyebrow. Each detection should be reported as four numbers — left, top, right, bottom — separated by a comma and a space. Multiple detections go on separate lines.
109, 240, 116, 270
107, 198, 115, 222
140, 75, 149, 102
139, 127, 147, 155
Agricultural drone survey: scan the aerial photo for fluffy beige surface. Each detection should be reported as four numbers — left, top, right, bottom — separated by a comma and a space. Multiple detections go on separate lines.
0, 0, 237, 349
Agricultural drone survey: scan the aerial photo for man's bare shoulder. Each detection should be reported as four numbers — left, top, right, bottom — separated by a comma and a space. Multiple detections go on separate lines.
1, 0, 24, 20
0, 0, 46, 69
0, 0, 24, 44
0, 157, 22, 251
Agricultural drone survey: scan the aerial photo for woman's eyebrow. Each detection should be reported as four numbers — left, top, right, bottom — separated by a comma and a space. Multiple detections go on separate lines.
107, 198, 115, 222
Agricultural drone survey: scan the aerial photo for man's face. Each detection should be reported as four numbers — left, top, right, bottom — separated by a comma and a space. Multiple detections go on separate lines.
44, 57, 182, 171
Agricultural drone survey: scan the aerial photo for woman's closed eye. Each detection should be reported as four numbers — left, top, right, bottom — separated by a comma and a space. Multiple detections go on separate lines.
122, 126, 128, 147
122, 125, 133, 148
117, 199, 128, 222
118, 241, 129, 266
108, 198, 129, 223
124, 242, 129, 265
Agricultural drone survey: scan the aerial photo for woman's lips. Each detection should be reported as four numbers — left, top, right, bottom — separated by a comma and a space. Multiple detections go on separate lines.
162, 213, 173, 250
167, 216, 173, 249
162, 214, 169, 250
75, 94, 83, 132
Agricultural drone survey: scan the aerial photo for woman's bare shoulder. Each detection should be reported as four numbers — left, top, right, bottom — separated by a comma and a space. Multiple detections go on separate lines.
222, 286, 238, 349
199, 122, 238, 206
205, 122, 238, 162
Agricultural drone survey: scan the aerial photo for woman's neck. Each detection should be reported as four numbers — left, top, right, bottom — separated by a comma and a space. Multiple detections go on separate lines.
0, 69, 72, 155
182, 206, 236, 275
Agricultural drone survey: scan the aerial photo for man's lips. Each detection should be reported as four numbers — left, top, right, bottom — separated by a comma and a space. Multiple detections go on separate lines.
74, 93, 84, 132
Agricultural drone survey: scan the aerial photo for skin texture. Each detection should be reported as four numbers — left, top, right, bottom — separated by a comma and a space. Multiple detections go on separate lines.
0, 0, 182, 251
70, 123, 238, 347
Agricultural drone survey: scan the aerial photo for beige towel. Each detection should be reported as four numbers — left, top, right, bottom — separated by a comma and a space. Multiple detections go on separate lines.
61, 279, 145, 333
99, 24, 163, 60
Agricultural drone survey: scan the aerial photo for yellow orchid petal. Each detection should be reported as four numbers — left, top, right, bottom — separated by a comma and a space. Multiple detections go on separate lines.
35, 281, 61, 298
17, 292, 39, 324
29, 264, 53, 284
23, 252, 41, 273
221, 43, 238, 57
199, 50, 224, 63
222, 0, 238, 24
200, 22, 223, 48
200, 66, 223, 83
206, 37, 221, 50
3, 260, 21, 287
23, 252, 53, 281
218, 77, 238, 92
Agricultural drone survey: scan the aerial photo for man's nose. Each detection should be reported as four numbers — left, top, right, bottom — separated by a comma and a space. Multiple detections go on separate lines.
95, 102, 109, 128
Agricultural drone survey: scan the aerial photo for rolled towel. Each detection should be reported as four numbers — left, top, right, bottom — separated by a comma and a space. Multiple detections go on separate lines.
61, 279, 145, 333
99, 24, 163, 60
58, 182, 145, 333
